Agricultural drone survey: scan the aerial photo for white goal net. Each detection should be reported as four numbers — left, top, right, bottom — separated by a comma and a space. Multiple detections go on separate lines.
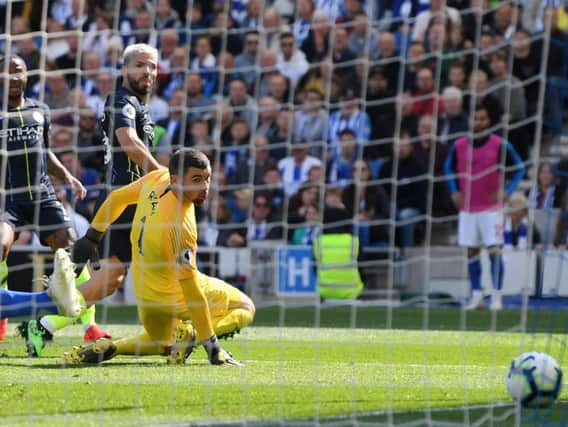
1, 0, 567, 426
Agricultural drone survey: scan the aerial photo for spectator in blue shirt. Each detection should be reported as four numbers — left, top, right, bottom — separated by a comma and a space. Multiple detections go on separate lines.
327, 87, 371, 165
190, 35, 218, 97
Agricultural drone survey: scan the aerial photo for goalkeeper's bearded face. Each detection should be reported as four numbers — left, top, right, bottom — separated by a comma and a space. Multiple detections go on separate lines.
172, 166, 212, 207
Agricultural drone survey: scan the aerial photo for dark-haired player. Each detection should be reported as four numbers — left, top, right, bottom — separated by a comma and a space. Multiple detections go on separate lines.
0, 55, 109, 354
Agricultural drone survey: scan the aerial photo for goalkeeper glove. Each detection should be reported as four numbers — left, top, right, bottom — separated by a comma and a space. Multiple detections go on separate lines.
72, 228, 103, 272
203, 335, 243, 366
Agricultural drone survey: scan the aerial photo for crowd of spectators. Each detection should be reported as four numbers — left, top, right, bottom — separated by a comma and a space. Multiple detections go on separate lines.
4, 0, 568, 255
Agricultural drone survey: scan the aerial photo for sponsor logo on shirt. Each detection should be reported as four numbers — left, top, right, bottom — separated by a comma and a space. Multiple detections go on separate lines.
0, 125, 43, 141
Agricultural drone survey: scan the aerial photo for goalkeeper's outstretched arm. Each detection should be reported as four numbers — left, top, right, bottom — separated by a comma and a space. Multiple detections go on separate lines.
90, 172, 153, 232
72, 171, 156, 270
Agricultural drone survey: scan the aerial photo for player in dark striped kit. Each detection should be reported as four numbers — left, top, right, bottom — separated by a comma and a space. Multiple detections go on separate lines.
0, 55, 111, 355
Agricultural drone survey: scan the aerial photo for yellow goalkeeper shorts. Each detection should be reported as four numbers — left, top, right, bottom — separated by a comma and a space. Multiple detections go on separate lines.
200, 274, 245, 319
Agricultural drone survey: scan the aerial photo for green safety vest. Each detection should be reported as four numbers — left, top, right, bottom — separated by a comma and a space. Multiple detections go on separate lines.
312, 233, 364, 300
152, 125, 167, 152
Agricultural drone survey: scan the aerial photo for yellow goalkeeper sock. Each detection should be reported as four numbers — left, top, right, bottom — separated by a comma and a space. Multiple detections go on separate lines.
42, 273, 93, 333
214, 308, 254, 338
114, 332, 169, 356
75, 266, 90, 286
79, 304, 96, 328
0, 259, 7, 289
40, 314, 74, 334
75, 267, 97, 328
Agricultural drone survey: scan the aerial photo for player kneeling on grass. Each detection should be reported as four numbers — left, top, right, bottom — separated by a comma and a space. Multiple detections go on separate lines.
62, 149, 254, 366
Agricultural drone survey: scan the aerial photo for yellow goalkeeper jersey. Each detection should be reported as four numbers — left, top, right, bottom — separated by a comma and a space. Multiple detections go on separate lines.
91, 168, 201, 303
131, 169, 200, 302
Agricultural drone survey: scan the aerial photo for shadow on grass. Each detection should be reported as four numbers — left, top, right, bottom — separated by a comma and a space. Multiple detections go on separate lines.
190, 401, 568, 427
64, 304, 568, 334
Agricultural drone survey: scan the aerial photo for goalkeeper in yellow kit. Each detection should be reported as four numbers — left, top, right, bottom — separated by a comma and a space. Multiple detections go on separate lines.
63, 148, 254, 366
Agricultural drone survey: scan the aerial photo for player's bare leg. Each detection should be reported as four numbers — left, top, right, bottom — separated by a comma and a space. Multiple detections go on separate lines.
76, 256, 126, 303
0, 222, 15, 260
42, 227, 76, 252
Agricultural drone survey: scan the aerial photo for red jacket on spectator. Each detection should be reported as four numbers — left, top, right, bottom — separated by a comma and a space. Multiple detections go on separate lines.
412, 91, 445, 116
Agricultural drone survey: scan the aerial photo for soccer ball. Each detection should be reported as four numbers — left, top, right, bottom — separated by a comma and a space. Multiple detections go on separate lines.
506, 351, 563, 408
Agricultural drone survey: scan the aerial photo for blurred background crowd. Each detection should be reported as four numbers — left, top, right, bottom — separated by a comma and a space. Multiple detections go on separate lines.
3, 0, 568, 259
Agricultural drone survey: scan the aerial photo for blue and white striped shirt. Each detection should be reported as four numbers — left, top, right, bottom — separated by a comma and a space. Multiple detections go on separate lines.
278, 155, 322, 196
231, 0, 249, 26
327, 109, 371, 158
293, 19, 311, 46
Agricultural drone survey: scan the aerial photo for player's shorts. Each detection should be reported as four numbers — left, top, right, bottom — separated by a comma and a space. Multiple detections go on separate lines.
1, 198, 71, 245
201, 274, 245, 319
97, 204, 136, 264
458, 209, 503, 248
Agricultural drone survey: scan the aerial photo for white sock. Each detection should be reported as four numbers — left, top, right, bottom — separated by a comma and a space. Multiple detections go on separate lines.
471, 290, 483, 299
39, 317, 55, 334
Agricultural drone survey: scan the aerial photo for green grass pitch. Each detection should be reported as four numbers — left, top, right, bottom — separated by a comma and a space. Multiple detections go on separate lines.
0, 305, 566, 426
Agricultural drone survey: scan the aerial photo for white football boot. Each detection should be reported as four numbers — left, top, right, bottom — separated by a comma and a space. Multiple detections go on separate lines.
464, 290, 485, 310
490, 290, 503, 311
46, 249, 82, 317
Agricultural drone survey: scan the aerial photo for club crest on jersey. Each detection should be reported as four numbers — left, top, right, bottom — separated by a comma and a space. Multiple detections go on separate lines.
178, 248, 193, 265
122, 104, 136, 119
32, 111, 44, 124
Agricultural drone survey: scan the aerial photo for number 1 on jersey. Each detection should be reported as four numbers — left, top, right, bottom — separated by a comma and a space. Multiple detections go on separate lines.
137, 216, 146, 255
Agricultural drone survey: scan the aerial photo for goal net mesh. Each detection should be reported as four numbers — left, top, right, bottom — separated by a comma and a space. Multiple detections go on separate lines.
0, 0, 567, 425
